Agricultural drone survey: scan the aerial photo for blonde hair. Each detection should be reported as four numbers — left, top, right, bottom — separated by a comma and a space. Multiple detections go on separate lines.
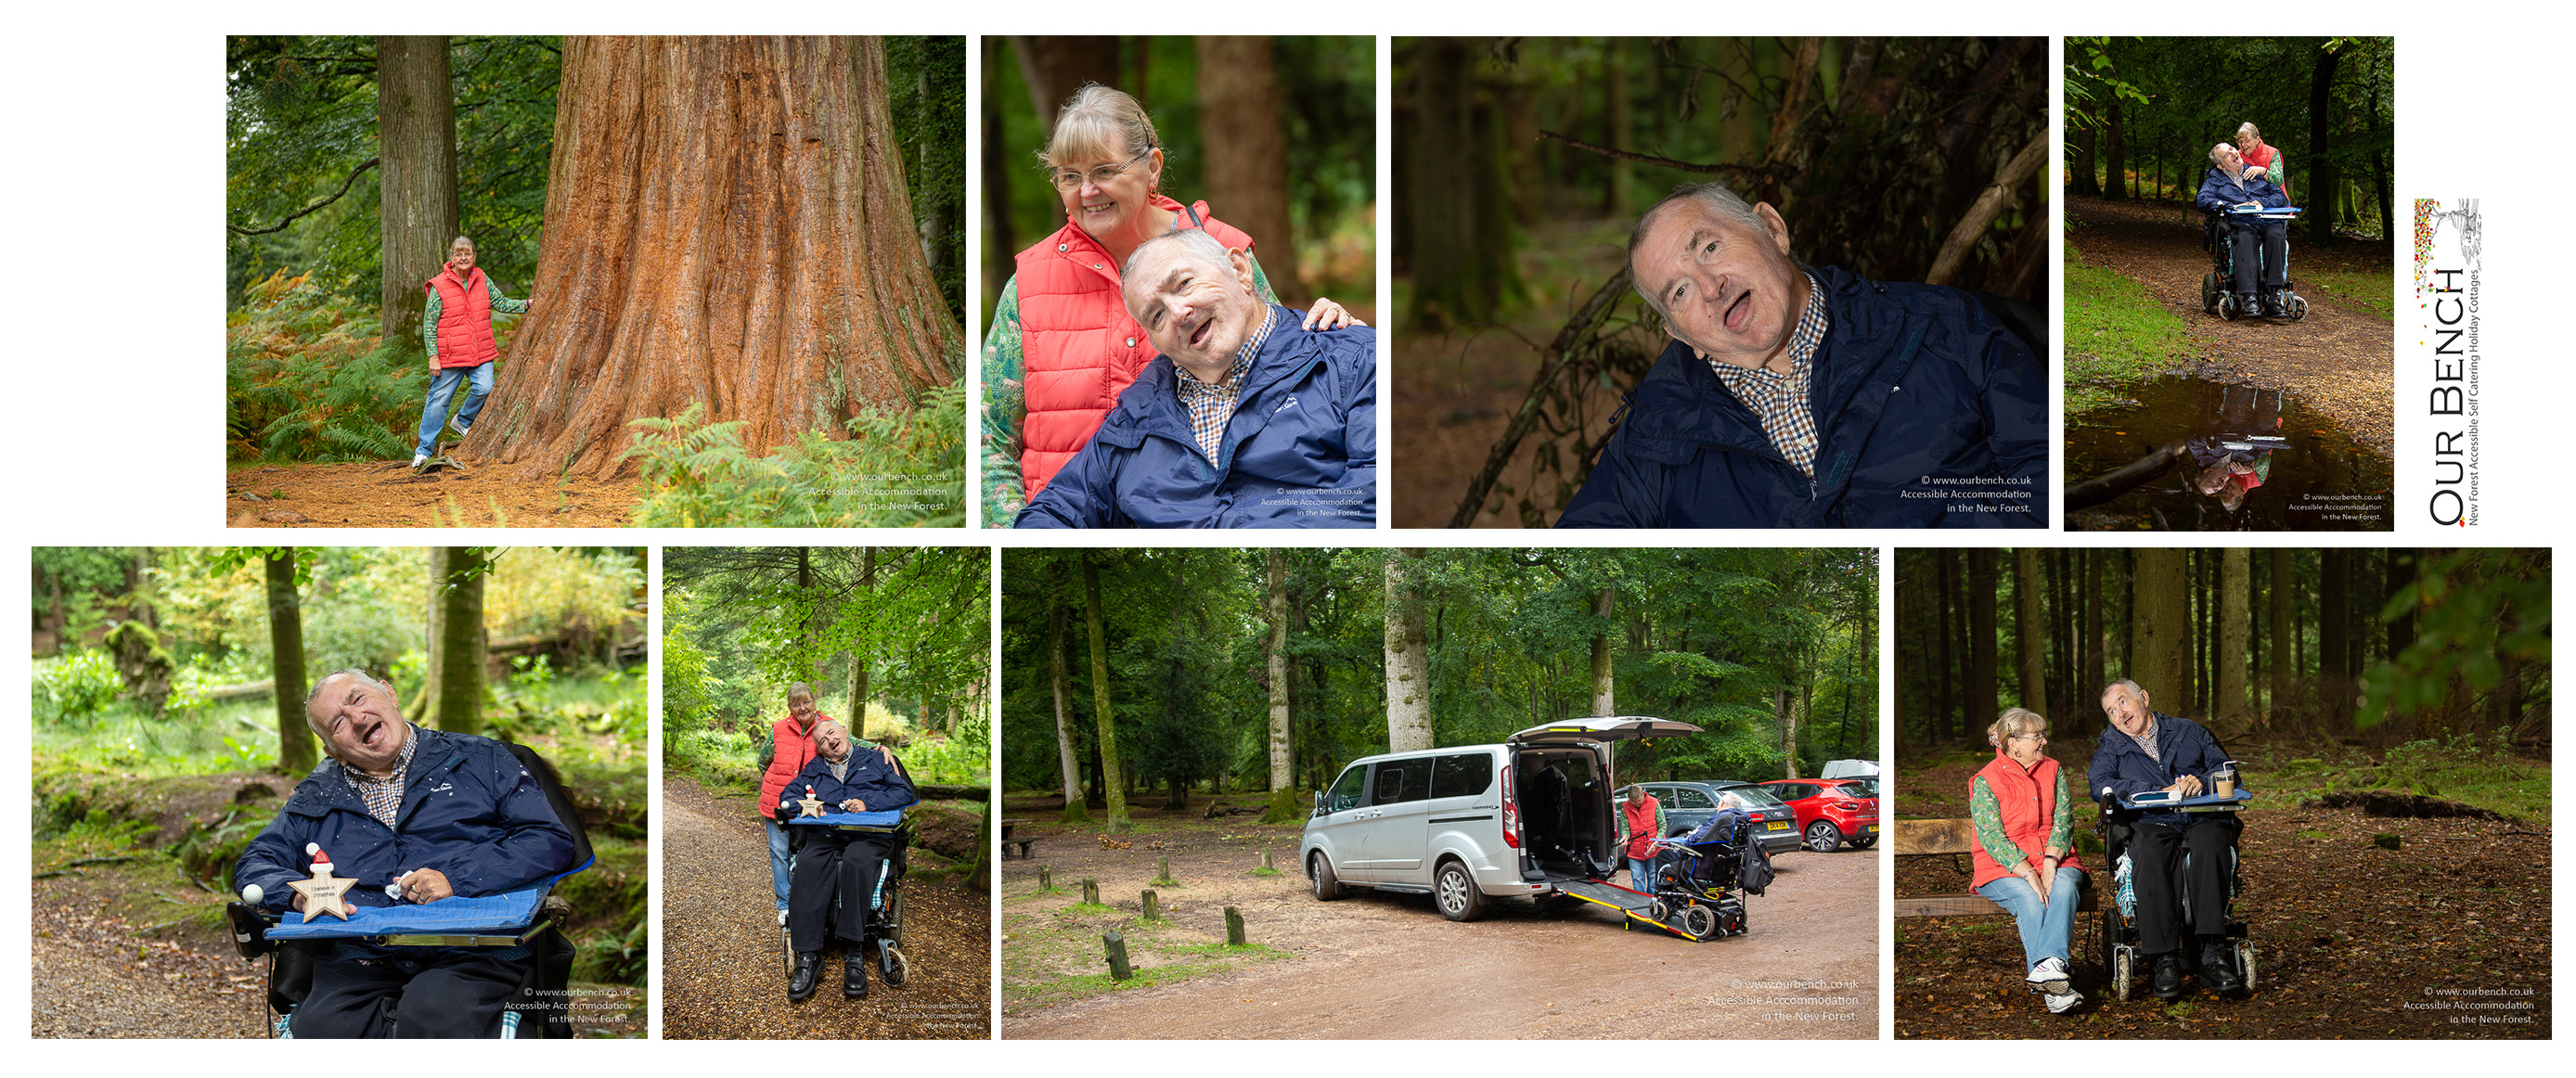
1989, 707, 2048, 747
2236, 122, 2261, 140
1043, 84, 1161, 176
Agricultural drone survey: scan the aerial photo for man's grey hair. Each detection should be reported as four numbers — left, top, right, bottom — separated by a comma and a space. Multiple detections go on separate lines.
303, 668, 394, 734
2102, 678, 2149, 706
2209, 143, 2236, 168
1717, 791, 1745, 811
1119, 227, 1239, 315
1627, 181, 1771, 319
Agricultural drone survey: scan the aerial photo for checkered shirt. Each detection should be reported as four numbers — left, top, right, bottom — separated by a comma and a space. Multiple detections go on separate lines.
343, 723, 419, 828
1707, 271, 1831, 476
1175, 306, 1282, 466
2126, 721, 2162, 764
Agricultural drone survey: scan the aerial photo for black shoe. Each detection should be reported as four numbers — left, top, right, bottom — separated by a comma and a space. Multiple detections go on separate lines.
2202, 942, 2247, 995
789, 951, 821, 1001
2152, 952, 2185, 1001
878, 943, 906, 988
844, 949, 869, 999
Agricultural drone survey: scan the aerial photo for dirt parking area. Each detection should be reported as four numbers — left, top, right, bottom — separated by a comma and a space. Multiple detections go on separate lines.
999, 799, 1877, 1038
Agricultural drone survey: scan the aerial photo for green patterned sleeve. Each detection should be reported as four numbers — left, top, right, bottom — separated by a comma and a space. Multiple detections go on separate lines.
1968, 776, 2026, 872
422, 290, 441, 360
1655, 802, 1667, 839
1247, 251, 1280, 306
981, 276, 1028, 528
2048, 765, 2074, 855
486, 279, 529, 315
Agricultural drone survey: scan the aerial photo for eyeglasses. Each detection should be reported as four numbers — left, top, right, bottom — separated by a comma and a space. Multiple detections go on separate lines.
2010, 733, 2050, 742
1050, 149, 1153, 192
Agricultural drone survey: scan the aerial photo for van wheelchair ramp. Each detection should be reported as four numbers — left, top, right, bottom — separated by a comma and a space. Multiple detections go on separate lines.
1555, 877, 1700, 941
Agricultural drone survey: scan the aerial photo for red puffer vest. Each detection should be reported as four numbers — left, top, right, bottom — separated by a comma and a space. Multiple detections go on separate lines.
2242, 139, 2288, 200
1622, 793, 1662, 860
1012, 197, 1253, 498
757, 713, 829, 821
425, 265, 499, 369
1969, 750, 2082, 889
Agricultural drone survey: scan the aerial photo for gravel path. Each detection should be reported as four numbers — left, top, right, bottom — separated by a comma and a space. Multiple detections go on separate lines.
32, 874, 265, 1038
660, 776, 992, 1038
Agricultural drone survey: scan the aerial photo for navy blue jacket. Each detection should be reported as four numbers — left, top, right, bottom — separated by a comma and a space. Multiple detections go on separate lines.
233, 726, 578, 913
2196, 167, 2289, 214
1018, 306, 1375, 528
2086, 711, 2233, 828
1556, 266, 2044, 528
779, 750, 917, 817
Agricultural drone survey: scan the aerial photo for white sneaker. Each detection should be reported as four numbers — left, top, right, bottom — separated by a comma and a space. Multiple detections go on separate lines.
2025, 956, 2073, 996
411, 454, 429, 469
776, 908, 789, 928
447, 416, 470, 439
2042, 986, 2085, 1014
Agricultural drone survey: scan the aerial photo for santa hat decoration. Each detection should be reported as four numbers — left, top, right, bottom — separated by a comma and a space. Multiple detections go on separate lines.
307, 843, 333, 874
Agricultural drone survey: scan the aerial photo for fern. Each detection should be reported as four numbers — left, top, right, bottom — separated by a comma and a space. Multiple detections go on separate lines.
625, 385, 966, 527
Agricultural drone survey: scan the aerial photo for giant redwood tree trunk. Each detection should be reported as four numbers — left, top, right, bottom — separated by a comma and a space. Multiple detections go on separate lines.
470, 36, 959, 479
377, 35, 461, 350
1196, 36, 1304, 305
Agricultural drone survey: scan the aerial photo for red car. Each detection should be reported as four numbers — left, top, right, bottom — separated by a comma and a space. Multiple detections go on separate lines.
1759, 777, 1881, 852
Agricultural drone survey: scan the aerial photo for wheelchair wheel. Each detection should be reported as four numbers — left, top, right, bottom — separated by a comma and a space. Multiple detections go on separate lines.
2236, 940, 2258, 993
2287, 295, 2309, 322
2111, 947, 2134, 1003
2200, 273, 2221, 314
882, 884, 906, 948
781, 924, 794, 978
1676, 902, 1719, 941
2218, 292, 2241, 320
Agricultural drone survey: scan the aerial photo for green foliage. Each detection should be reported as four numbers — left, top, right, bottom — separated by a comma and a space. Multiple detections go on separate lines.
2359, 549, 2552, 729
886, 35, 966, 327
2062, 241, 2196, 413
34, 651, 124, 725
225, 269, 415, 461
625, 385, 967, 528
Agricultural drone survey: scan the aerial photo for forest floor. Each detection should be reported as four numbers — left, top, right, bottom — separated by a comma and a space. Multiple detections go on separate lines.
2063, 196, 2395, 457
1390, 217, 1640, 529
660, 776, 991, 1039
1892, 738, 2551, 1039
998, 793, 1877, 1038
225, 460, 639, 527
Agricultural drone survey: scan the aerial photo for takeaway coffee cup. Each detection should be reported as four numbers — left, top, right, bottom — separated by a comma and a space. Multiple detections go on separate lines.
2212, 763, 2236, 798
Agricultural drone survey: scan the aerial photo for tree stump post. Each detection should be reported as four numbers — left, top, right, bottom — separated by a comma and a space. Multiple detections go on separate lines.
1141, 889, 1161, 921
1225, 905, 1246, 945
1081, 878, 1100, 905
1103, 930, 1131, 981
1153, 857, 1178, 886
1261, 850, 1275, 871
1038, 866, 1052, 889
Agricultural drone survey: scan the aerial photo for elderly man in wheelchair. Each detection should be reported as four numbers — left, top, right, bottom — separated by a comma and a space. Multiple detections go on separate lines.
2196, 142, 2303, 322
2089, 679, 2253, 1002
228, 670, 585, 1038
778, 719, 918, 1001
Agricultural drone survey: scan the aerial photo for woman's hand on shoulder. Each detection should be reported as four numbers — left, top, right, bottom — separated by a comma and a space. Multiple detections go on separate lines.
1302, 296, 1364, 330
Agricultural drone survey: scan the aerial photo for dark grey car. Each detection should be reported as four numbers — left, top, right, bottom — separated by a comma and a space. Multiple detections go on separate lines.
1639, 781, 1802, 857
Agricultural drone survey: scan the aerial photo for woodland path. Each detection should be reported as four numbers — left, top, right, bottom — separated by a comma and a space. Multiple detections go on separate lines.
226, 461, 639, 528
2067, 196, 2395, 457
659, 776, 991, 1039
31, 868, 259, 1038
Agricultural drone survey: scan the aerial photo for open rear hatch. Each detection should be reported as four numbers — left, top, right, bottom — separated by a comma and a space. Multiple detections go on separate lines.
1507, 716, 1704, 883
1506, 716, 1703, 749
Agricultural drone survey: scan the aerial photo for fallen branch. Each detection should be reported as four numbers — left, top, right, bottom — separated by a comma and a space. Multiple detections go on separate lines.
1449, 269, 1633, 528
2065, 442, 2184, 511
1537, 131, 1798, 183
227, 158, 379, 237
1924, 134, 2049, 286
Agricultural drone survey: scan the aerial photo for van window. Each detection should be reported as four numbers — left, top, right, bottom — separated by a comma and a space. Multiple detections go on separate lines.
1429, 753, 1493, 799
1372, 761, 1429, 804
1320, 765, 1367, 814
1668, 787, 1713, 810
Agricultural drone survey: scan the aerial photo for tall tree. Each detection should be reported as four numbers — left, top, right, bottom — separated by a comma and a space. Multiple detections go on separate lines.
425, 546, 489, 736
1588, 584, 1617, 716
2305, 42, 2339, 245
1081, 552, 1128, 831
2270, 548, 2295, 726
1776, 688, 1799, 778
1009, 36, 1120, 135
2014, 548, 2045, 718
376, 35, 462, 348
1966, 549, 1998, 739
1265, 548, 1293, 790
469, 36, 960, 479
264, 549, 317, 773
1048, 596, 1088, 823
2219, 548, 2250, 723
1384, 548, 1433, 753
1197, 36, 1303, 304
2132, 548, 2191, 708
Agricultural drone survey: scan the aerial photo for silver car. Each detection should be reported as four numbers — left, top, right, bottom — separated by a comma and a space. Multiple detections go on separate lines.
1299, 716, 1702, 921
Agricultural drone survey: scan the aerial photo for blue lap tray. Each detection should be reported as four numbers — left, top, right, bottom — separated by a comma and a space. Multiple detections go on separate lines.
786, 808, 907, 828
2120, 788, 2253, 811
267, 883, 549, 939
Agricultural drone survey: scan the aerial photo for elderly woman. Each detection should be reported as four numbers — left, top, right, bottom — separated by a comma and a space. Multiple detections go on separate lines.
2089, 679, 2241, 1001
1970, 707, 2087, 1014
982, 84, 1356, 526
1619, 784, 1666, 891
2234, 122, 2288, 199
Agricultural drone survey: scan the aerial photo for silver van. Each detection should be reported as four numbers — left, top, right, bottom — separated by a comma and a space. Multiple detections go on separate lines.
1298, 716, 1701, 921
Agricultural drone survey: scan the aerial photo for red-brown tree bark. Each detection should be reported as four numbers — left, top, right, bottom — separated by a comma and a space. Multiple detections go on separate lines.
1195, 36, 1304, 305
469, 36, 959, 480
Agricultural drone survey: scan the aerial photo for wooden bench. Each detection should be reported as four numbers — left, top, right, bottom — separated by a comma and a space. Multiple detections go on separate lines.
999, 817, 1037, 860
1893, 818, 2096, 917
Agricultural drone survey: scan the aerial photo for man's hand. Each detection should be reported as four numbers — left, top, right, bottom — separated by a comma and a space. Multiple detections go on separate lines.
397, 867, 455, 904
291, 892, 307, 913
840, 798, 868, 813
2166, 775, 2205, 799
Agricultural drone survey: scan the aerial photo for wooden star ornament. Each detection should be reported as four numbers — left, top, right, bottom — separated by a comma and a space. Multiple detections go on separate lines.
290, 842, 359, 923
795, 786, 827, 819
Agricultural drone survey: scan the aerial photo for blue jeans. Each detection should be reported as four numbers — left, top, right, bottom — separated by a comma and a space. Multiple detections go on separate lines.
414, 361, 494, 456
766, 817, 793, 911
1629, 857, 1657, 892
1977, 866, 2086, 969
